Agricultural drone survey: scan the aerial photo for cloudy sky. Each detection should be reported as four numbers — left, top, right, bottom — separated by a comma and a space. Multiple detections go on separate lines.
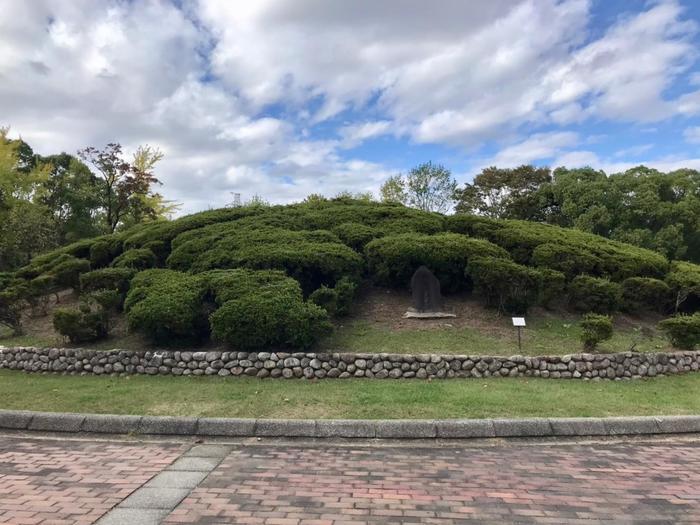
1, 0, 699, 213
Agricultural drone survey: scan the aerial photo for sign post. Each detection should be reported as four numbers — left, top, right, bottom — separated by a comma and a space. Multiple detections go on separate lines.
512, 317, 526, 352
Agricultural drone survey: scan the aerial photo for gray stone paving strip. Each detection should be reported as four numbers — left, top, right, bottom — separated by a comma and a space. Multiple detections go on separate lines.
1, 409, 700, 439
95, 444, 231, 525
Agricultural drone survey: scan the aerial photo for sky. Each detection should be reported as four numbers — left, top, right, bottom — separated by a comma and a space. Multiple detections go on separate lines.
1, 0, 699, 214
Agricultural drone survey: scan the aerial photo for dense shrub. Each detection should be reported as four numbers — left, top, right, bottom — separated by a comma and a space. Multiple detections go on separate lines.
532, 243, 601, 280
366, 233, 509, 291
309, 277, 358, 317
125, 269, 209, 344
466, 257, 543, 314
53, 302, 109, 344
168, 227, 362, 292
89, 236, 123, 268
446, 215, 668, 280
658, 313, 700, 349
536, 268, 567, 309
0, 285, 26, 335
332, 222, 379, 252
80, 267, 136, 295
568, 275, 622, 313
579, 313, 613, 350
207, 271, 332, 350
665, 261, 700, 313
51, 256, 91, 290
622, 277, 673, 313
111, 248, 157, 270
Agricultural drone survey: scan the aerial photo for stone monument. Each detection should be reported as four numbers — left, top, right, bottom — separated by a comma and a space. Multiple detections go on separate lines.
403, 265, 456, 319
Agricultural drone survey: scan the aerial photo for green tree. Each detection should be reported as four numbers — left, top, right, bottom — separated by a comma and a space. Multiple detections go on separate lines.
78, 143, 162, 233
454, 165, 551, 219
380, 162, 456, 213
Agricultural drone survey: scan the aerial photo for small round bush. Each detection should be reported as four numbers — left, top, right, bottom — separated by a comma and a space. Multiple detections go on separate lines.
568, 275, 622, 313
111, 248, 157, 270
309, 277, 357, 317
466, 257, 542, 314
658, 313, 700, 349
579, 313, 613, 351
210, 290, 330, 350
366, 233, 509, 291
621, 277, 673, 313
53, 304, 108, 344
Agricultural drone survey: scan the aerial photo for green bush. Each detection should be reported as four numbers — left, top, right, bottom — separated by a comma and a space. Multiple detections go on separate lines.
568, 275, 622, 313
125, 270, 209, 344
622, 277, 673, 313
366, 233, 509, 291
579, 313, 613, 350
53, 303, 109, 344
532, 243, 601, 280
80, 267, 136, 295
52, 257, 91, 289
446, 215, 668, 280
536, 268, 566, 309
0, 285, 26, 335
332, 222, 379, 252
665, 261, 700, 313
466, 257, 543, 314
111, 248, 157, 270
168, 227, 362, 293
202, 268, 332, 350
658, 313, 700, 349
89, 237, 123, 268
309, 277, 357, 317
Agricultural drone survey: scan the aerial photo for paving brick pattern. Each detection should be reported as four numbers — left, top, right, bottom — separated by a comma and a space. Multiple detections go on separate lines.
164, 441, 700, 525
0, 438, 183, 525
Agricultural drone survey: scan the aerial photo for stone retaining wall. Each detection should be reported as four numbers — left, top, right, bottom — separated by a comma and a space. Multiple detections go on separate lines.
1, 346, 699, 380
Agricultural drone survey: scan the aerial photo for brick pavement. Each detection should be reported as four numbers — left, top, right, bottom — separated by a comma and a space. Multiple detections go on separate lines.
0, 438, 184, 525
164, 441, 700, 525
2, 435, 700, 524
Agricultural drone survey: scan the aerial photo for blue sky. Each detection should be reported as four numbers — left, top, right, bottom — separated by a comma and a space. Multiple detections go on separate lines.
1, 0, 699, 213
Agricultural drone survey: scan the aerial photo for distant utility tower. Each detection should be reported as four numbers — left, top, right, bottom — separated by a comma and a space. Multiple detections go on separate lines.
229, 192, 241, 207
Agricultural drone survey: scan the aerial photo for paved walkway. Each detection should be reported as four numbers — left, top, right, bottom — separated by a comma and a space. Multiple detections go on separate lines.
0, 435, 699, 524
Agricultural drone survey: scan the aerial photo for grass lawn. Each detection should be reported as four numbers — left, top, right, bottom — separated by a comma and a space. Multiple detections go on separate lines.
1, 370, 698, 419
319, 317, 670, 356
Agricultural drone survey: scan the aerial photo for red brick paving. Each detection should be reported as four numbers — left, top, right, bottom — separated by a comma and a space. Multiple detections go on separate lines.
0, 438, 183, 525
164, 441, 700, 524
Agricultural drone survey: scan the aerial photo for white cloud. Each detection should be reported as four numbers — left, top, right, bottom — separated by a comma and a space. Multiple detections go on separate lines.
553, 150, 601, 167
0, 0, 698, 213
488, 132, 579, 166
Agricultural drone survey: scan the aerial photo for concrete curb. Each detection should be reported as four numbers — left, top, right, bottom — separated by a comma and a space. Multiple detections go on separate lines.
2, 410, 700, 439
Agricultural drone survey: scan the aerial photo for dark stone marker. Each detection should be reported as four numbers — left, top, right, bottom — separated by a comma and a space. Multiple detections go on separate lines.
410, 266, 443, 313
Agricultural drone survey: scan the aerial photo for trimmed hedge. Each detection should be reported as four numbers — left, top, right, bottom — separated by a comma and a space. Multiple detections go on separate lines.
111, 248, 157, 270
125, 270, 209, 344
446, 215, 669, 281
621, 277, 673, 313
366, 233, 510, 291
658, 313, 700, 349
568, 275, 622, 313
80, 267, 136, 295
168, 227, 362, 292
332, 222, 379, 252
89, 236, 123, 268
579, 313, 613, 351
466, 257, 543, 314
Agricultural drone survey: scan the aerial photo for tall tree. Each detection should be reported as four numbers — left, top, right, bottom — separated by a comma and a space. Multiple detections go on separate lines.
380, 162, 456, 213
78, 143, 161, 233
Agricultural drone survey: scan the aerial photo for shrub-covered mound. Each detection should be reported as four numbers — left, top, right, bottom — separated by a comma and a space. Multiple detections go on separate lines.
4, 198, 699, 350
